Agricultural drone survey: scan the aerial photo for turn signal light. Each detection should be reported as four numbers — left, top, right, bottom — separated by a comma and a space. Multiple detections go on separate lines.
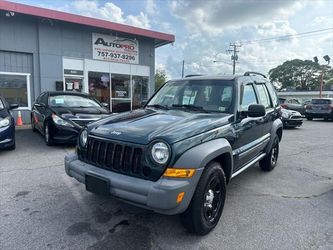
163, 168, 196, 178
177, 192, 185, 203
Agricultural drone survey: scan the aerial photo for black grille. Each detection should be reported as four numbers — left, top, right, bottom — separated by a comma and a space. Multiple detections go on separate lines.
80, 136, 145, 177
71, 119, 95, 127
291, 115, 302, 119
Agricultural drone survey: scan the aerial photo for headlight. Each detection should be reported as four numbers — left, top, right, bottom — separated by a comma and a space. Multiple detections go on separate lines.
52, 114, 74, 127
281, 112, 290, 119
151, 142, 170, 165
80, 129, 88, 147
0, 117, 10, 128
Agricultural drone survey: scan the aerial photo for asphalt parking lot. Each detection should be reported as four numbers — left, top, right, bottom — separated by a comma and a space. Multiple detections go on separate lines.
1, 120, 332, 250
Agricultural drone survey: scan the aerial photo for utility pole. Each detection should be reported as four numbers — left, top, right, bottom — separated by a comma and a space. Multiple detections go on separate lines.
227, 43, 241, 74
181, 60, 185, 78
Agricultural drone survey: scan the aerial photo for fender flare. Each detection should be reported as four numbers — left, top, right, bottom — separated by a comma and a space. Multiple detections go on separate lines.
173, 138, 233, 181
265, 118, 283, 153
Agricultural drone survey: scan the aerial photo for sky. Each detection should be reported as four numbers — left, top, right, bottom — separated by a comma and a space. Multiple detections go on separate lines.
10, 0, 333, 80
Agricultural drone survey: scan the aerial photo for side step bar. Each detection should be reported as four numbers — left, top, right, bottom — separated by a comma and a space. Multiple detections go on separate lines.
231, 153, 266, 179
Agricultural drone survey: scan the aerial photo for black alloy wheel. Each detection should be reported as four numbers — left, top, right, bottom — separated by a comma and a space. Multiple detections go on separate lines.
181, 161, 226, 235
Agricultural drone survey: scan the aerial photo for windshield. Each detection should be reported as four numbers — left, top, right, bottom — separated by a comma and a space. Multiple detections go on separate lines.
147, 79, 234, 113
311, 99, 332, 105
48, 95, 101, 108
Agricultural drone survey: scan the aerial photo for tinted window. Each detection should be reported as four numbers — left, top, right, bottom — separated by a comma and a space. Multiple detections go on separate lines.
256, 84, 272, 109
311, 99, 332, 104
148, 80, 235, 113
265, 82, 278, 107
40, 93, 48, 105
0, 98, 4, 109
241, 84, 257, 111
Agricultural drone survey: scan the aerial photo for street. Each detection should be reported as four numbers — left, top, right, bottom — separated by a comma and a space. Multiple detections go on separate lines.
1, 120, 332, 250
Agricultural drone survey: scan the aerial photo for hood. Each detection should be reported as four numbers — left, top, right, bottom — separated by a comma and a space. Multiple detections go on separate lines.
51, 106, 109, 120
88, 108, 232, 145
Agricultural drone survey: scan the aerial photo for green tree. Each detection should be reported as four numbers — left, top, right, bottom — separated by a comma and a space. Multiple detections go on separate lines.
268, 59, 327, 90
155, 69, 168, 91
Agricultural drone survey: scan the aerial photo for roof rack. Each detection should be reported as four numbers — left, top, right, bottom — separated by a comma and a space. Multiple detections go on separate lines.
244, 71, 266, 78
184, 74, 204, 78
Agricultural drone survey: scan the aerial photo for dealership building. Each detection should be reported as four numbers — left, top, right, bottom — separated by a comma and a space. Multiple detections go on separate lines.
0, 1, 174, 123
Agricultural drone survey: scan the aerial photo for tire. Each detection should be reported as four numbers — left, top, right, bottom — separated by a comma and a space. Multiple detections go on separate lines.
181, 161, 226, 235
31, 115, 37, 132
306, 116, 313, 121
259, 136, 279, 171
44, 122, 53, 146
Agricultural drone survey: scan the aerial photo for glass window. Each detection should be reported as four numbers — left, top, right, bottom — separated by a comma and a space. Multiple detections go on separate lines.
255, 84, 272, 109
148, 80, 235, 113
132, 76, 148, 110
0, 98, 4, 109
40, 93, 48, 105
48, 95, 101, 108
111, 74, 131, 99
311, 99, 332, 104
265, 81, 278, 107
241, 84, 258, 111
0, 74, 29, 107
65, 77, 83, 92
88, 71, 110, 108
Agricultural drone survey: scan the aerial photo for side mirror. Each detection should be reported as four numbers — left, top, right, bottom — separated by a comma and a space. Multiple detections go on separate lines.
141, 100, 147, 108
34, 103, 45, 108
247, 104, 266, 117
101, 102, 109, 108
9, 104, 19, 110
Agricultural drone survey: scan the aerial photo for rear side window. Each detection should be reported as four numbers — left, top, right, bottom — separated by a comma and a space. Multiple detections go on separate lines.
265, 82, 278, 107
311, 99, 332, 104
255, 84, 272, 109
240, 84, 258, 111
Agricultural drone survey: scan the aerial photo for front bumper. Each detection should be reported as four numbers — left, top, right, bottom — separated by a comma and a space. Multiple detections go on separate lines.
282, 118, 303, 127
52, 125, 80, 143
65, 154, 203, 215
305, 110, 333, 118
0, 124, 15, 149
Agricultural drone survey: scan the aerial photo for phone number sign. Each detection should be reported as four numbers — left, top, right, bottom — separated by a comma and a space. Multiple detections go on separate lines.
92, 33, 139, 64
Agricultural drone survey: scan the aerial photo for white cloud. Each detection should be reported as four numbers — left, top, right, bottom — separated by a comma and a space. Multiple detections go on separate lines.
63, 0, 151, 29
170, 0, 305, 36
146, 0, 158, 16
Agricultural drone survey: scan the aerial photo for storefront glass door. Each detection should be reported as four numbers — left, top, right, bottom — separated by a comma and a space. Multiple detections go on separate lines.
111, 74, 131, 113
88, 71, 110, 108
132, 76, 148, 109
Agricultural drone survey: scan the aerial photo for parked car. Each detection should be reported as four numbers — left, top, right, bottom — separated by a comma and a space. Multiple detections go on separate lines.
31, 91, 110, 145
280, 98, 305, 114
0, 95, 19, 150
305, 98, 333, 121
65, 72, 283, 235
281, 108, 303, 128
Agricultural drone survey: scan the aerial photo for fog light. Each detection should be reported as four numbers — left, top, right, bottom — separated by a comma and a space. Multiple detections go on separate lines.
163, 168, 196, 178
177, 192, 185, 203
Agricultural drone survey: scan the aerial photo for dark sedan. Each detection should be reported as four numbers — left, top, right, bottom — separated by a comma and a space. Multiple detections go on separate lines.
0, 95, 19, 150
31, 91, 110, 145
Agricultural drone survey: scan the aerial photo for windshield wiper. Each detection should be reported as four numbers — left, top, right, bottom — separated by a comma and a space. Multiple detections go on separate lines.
171, 104, 208, 112
146, 104, 169, 110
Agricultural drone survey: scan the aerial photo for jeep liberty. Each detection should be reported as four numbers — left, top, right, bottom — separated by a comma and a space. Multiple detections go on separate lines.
65, 72, 283, 235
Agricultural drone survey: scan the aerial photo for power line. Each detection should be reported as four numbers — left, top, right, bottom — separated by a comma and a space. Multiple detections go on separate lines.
240, 27, 333, 45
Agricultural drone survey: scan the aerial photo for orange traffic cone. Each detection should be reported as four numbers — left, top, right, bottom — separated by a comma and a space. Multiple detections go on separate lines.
16, 110, 23, 126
